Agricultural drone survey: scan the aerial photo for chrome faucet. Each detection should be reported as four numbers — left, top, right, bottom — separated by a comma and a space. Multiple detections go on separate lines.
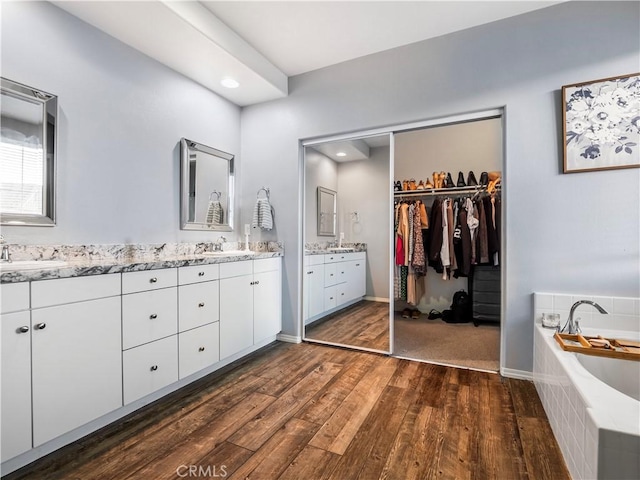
561, 300, 608, 334
213, 235, 226, 252
0, 235, 11, 263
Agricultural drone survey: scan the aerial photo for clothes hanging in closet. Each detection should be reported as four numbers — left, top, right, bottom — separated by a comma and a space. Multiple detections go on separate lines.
394, 200, 428, 305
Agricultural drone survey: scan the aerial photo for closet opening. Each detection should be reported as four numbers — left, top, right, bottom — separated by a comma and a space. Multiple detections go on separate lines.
392, 115, 503, 372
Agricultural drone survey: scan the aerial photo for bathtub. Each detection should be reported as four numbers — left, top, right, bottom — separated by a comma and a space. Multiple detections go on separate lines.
534, 322, 640, 479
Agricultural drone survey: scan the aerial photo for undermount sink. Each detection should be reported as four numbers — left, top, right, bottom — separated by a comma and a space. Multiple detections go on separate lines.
201, 250, 255, 257
327, 247, 355, 252
0, 260, 69, 272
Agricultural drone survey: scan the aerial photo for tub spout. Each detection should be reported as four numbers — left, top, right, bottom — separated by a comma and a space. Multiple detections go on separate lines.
561, 300, 608, 334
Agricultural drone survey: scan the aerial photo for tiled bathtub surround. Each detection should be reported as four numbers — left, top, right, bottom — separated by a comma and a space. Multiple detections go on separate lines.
533, 292, 640, 480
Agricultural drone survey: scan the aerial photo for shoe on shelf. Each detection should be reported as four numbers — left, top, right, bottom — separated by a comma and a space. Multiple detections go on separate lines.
467, 171, 478, 186
479, 171, 489, 186
393, 180, 402, 191
409, 178, 417, 190
456, 171, 466, 187
487, 171, 501, 193
417, 180, 425, 190
444, 172, 455, 188
425, 179, 434, 189
402, 180, 409, 191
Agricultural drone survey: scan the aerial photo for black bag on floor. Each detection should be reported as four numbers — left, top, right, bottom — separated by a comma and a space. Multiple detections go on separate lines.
442, 290, 471, 323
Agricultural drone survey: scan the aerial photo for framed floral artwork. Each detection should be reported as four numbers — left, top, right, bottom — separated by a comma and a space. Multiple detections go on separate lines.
562, 72, 640, 173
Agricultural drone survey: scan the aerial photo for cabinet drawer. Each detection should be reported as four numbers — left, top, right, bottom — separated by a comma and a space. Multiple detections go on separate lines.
1, 282, 29, 313
336, 282, 349, 306
324, 286, 337, 311
253, 257, 280, 274
123, 335, 178, 405
324, 263, 338, 287
178, 322, 219, 379
122, 288, 178, 350
336, 263, 348, 284
219, 260, 252, 279
324, 253, 339, 264
178, 281, 219, 332
178, 264, 220, 285
122, 268, 177, 294
31, 274, 120, 309
305, 254, 325, 266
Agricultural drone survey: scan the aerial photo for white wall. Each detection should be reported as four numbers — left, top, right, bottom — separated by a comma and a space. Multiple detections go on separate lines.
1, 2, 241, 245
337, 146, 390, 299
240, 1, 640, 373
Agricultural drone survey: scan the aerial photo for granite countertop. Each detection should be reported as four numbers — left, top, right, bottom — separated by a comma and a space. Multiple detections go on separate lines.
304, 243, 367, 255
1, 248, 283, 284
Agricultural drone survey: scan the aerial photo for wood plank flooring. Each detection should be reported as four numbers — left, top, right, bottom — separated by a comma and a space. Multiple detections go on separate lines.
305, 300, 390, 351
4, 342, 570, 480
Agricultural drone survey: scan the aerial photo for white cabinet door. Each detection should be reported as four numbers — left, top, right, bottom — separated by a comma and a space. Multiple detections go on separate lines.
219, 274, 253, 359
350, 259, 366, 299
324, 285, 337, 311
31, 296, 122, 446
178, 281, 219, 332
253, 269, 281, 343
304, 264, 325, 323
1, 311, 32, 462
178, 322, 219, 379
123, 335, 179, 404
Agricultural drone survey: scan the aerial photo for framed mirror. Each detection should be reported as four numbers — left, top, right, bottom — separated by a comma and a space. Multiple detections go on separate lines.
0, 77, 57, 226
180, 138, 234, 231
317, 186, 337, 236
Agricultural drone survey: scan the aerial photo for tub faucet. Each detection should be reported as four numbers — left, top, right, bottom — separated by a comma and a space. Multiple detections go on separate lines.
561, 300, 608, 334
0, 235, 11, 263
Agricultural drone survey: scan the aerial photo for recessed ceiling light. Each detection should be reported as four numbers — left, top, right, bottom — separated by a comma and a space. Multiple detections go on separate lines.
336, 152, 347, 157
221, 78, 240, 89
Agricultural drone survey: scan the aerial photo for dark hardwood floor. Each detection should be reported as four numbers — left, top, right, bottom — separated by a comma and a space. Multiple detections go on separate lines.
305, 300, 390, 351
3, 342, 569, 480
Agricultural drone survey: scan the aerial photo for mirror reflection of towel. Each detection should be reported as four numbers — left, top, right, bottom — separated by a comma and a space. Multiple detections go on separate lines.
251, 198, 273, 230
206, 201, 223, 225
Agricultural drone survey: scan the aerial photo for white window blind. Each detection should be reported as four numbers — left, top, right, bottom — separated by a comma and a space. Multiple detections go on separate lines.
0, 141, 44, 215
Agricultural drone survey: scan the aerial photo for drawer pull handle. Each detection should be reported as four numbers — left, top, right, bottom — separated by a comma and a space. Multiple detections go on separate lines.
150, 277, 158, 283
198, 272, 205, 276
356, 264, 360, 266
17, 326, 29, 333
35, 323, 46, 330
330, 273, 334, 277
150, 314, 158, 319
250, 281, 255, 285
198, 302, 205, 308
150, 365, 158, 371
198, 347, 205, 352
307, 271, 313, 274
341, 271, 345, 274
254, 280, 259, 285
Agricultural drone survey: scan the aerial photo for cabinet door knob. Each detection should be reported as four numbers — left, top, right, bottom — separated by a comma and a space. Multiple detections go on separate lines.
330, 296, 334, 300
150, 314, 158, 319
250, 281, 255, 285
198, 347, 205, 352
149, 277, 158, 283
17, 326, 29, 333
150, 365, 158, 371
341, 271, 345, 274
198, 271, 205, 276
356, 263, 360, 266
198, 302, 205, 308
307, 271, 313, 274
254, 280, 259, 285
35, 323, 46, 330
330, 273, 334, 277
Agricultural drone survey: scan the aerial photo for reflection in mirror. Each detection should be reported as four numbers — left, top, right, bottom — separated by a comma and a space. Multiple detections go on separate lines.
0, 77, 57, 226
317, 186, 336, 236
303, 134, 391, 353
180, 138, 234, 231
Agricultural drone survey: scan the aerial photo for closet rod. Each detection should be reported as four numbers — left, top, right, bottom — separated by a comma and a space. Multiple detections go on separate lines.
394, 185, 500, 198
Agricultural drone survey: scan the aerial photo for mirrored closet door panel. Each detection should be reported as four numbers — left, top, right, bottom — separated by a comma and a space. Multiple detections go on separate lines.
302, 133, 392, 353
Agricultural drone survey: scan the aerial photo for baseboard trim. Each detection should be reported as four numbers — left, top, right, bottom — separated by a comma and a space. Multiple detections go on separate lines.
364, 296, 390, 303
276, 333, 302, 344
500, 367, 533, 381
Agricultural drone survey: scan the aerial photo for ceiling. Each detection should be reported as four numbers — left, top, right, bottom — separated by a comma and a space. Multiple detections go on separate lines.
55, 1, 561, 106
310, 134, 391, 162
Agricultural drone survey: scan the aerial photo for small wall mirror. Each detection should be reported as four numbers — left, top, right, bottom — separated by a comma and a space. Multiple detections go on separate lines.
180, 138, 234, 231
0, 77, 57, 226
317, 186, 337, 236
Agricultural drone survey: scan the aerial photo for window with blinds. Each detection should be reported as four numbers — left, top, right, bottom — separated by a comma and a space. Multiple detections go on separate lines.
0, 141, 44, 215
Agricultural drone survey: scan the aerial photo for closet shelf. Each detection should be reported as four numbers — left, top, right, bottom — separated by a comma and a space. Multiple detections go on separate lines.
394, 185, 500, 198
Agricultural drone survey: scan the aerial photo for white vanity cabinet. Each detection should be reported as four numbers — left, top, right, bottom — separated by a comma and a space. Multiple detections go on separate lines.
304, 252, 367, 325
122, 269, 178, 405
177, 264, 220, 379
219, 258, 281, 360
29, 275, 122, 447
1, 283, 31, 462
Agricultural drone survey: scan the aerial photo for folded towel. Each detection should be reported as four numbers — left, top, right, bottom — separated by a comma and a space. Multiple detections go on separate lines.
252, 198, 273, 230
206, 201, 223, 225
